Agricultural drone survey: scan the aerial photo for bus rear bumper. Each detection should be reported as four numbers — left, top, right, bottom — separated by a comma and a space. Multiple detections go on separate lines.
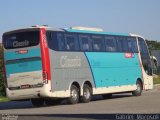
6, 82, 52, 100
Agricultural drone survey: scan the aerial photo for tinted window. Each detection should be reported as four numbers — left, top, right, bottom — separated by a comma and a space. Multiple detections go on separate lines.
105, 36, 117, 52
116, 37, 128, 52
47, 31, 57, 50
46, 31, 138, 53
64, 34, 79, 51
79, 34, 92, 51
117, 37, 138, 53
57, 33, 65, 51
4, 31, 39, 49
138, 37, 152, 75
47, 32, 80, 51
139, 38, 148, 54
127, 37, 138, 52
92, 36, 104, 51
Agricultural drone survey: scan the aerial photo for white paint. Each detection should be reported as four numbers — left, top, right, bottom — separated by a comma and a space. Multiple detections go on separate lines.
60, 56, 81, 68
52, 85, 137, 98
6, 81, 52, 100
52, 90, 70, 98
7, 82, 139, 100
93, 85, 137, 95
13, 40, 29, 47
137, 53, 153, 90
70, 26, 103, 32
7, 71, 43, 88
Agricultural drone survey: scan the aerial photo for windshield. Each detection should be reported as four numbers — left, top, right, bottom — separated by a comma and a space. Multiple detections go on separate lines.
3, 31, 40, 49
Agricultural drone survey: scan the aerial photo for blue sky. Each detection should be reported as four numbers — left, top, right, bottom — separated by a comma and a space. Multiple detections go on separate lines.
0, 0, 160, 41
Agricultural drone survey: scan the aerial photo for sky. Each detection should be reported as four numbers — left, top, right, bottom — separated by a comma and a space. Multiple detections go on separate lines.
0, 0, 160, 42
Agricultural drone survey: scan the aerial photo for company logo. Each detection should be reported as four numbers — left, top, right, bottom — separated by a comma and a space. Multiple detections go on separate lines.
60, 56, 81, 68
13, 40, 29, 47
125, 53, 134, 58
15, 50, 28, 54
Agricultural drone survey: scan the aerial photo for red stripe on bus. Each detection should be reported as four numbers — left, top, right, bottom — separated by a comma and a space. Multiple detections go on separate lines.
39, 28, 51, 81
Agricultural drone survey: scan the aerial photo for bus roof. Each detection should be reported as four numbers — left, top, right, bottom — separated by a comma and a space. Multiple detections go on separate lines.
3, 26, 143, 38
63, 28, 130, 36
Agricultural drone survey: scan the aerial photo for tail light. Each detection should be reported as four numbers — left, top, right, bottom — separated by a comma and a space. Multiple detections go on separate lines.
43, 71, 48, 84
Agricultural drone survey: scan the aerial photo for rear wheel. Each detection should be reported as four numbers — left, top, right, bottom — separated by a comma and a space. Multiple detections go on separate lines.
81, 84, 92, 103
68, 85, 79, 104
31, 98, 44, 107
132, 81, 143, 96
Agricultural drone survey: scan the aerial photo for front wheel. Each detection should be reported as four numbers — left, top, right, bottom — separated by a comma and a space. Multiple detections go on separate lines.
81, 84, 92, 103
132, 81, 143, 96
68, 85, 79, 104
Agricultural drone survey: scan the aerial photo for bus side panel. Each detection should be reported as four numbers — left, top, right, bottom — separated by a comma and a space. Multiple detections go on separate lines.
85, 52, 142, 88
48, 50, 95, 97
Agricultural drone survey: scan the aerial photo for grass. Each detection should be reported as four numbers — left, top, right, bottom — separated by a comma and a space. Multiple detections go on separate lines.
153, 74, 160, 85
0, 96, 9, 102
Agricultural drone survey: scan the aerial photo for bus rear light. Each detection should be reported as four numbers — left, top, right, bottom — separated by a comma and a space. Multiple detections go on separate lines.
43, 71, 48, 84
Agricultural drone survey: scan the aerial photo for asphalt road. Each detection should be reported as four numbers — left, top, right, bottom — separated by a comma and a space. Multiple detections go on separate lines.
0, 85, 160, 120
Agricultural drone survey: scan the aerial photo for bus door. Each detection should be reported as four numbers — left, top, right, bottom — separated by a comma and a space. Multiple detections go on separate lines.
138, 37, 153, 90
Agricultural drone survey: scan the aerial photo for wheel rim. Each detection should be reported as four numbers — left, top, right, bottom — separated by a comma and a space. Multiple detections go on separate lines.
71, 89, 78, 100
136, 83, 141, 93
84, 89, 90, 99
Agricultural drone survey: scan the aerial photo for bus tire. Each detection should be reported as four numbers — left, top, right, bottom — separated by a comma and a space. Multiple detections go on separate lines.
69, 85, 79, 104
132, 80, 143, 96
31, 98, 44, 107
81, 84, 92, 103
102, 94, 112, 99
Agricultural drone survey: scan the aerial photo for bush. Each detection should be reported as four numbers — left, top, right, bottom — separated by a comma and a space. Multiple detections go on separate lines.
0, 44, 6, 96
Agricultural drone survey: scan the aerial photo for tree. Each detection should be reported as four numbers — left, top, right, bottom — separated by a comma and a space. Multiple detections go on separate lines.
0, 43, 5, 96
146, 40, 160, 50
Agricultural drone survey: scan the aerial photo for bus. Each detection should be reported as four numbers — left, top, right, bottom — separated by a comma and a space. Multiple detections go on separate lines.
2, 26, 153, 106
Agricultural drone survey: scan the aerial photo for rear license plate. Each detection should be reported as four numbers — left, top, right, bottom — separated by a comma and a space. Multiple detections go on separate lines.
20, 85, 30, 89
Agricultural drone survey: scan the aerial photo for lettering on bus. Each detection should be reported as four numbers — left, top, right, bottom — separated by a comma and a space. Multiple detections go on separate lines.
13, 40, 29, 48
60, 56, 81, 68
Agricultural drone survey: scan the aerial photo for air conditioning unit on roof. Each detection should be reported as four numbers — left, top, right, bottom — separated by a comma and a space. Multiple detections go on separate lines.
70, 26, 103, 32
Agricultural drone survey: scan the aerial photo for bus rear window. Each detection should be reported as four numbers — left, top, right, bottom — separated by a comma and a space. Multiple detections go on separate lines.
3, 31, 39, 49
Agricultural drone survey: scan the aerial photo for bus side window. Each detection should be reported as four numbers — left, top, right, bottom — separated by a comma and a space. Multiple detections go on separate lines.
64, 34, 79, 51
57, 33, 65, 51
138, 38, 152, 75
127, 37, 138, 53
79, 34, 91, 51
46, 31, 55, 50
92, 36, 104, 52
116, 37, 129, 52
105, 36, 117, 52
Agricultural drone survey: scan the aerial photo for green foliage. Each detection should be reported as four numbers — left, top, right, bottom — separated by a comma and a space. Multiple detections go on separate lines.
146, 40, 160, 50
0, 96, 9, 102
153, 75, 160, 84
0, 43, 5, 96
